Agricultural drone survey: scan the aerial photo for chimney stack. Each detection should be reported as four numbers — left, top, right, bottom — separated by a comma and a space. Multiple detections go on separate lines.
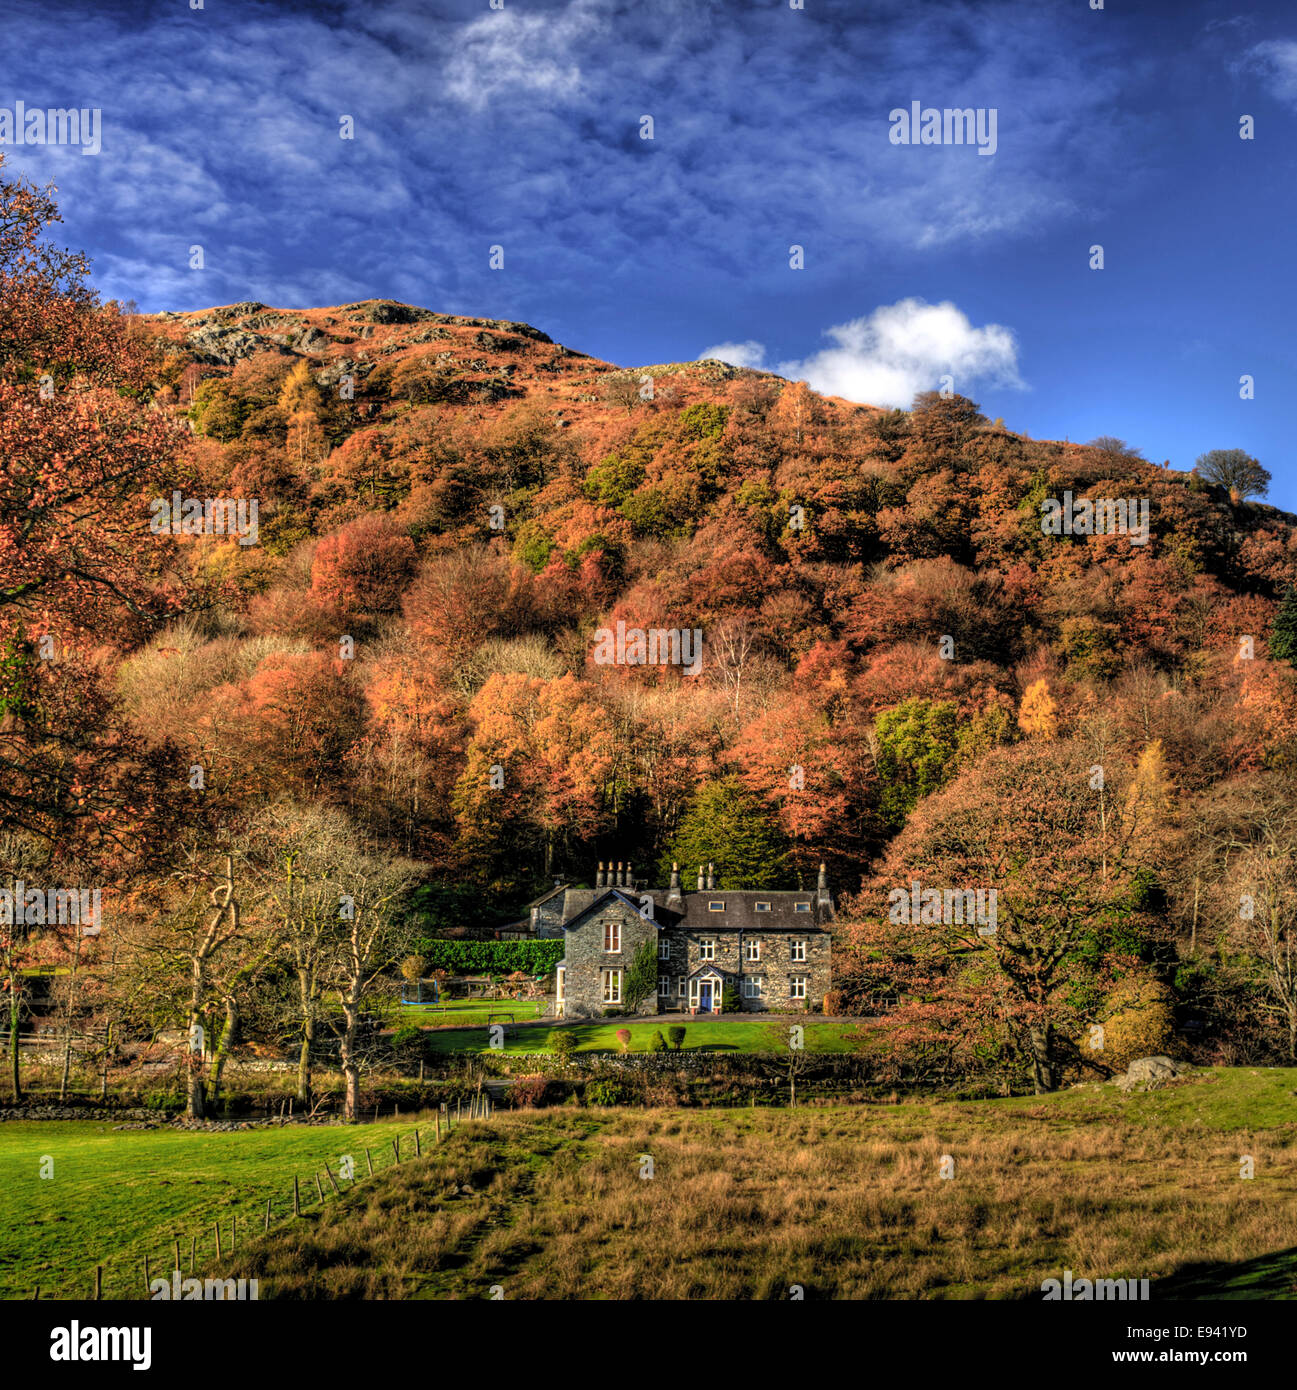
706, 862, 715, 891
817, 861, 833, 913
616, 861, 625, 889
697, 865, 705, 892
666, 862, 683, 911
626, 862, 634, 892
596, 861, 605, 889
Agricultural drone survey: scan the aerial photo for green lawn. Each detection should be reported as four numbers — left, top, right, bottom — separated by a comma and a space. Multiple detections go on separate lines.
418, 1016, 862, 1055
0, 1116, 425, 1301
401, 998, 545, 1028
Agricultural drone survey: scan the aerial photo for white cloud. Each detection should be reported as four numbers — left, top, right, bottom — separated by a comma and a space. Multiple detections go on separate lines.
1238, 38, 1297, 105
698, 339, 766, 369
443, 0, 606, 109
719, 298, 1024, 408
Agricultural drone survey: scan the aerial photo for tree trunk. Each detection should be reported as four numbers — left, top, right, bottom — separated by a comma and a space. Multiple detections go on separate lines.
210, 996, 238, 1111
340, 1002, 360, 1121
1028, 1023, 1056, 1095
297, 1008, 315, 1105
8, 974, 21, 1104
186, 951, 206, 1119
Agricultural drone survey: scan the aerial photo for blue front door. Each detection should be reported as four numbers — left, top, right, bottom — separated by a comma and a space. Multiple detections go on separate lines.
699, 981, 712, 1011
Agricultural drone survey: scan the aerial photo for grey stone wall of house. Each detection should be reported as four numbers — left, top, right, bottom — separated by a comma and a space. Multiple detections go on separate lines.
562, 898, 658, 1019
663, 930, 831, 1012
530, 896, 568, 939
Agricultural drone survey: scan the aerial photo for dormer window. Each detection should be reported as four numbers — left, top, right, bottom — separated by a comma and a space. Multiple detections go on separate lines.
708, 900, 725, 911
794, 902, 811, 913
755, 901, 771, 912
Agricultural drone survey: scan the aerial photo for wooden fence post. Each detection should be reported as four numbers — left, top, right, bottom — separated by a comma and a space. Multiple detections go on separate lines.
314, 1173, 325, 1204
143, 1254, 150, 1295
189, 1235, 196, 1271
391, 1136, 400, 1163
414, 1129, 421, 1157
265, 1198, 272, 1233
325, 1166, 341, 1196
293, 1175, 301, 1217
173, 1238, 181, 1274
214, 1221, 222, 1261
365, 1148, 373, 1177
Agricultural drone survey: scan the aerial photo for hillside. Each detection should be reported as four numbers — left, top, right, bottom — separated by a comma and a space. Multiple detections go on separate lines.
8, 229, 1297, 1097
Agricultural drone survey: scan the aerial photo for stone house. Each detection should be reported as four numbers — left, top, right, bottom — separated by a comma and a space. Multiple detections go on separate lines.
553, 861, 833, 1018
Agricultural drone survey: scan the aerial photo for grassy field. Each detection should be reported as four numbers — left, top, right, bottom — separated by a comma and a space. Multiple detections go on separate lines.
8, 1067, 1297, 1300
418, 1016, 861, 1054
0, 1117, 420, 1301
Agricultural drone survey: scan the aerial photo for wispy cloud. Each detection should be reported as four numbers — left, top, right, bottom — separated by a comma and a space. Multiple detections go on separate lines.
1237, 38, 1297, 104
0, 0, 1129, 320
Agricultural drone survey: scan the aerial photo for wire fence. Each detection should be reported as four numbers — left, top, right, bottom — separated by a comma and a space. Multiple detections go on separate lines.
27, 1092, 501, 1302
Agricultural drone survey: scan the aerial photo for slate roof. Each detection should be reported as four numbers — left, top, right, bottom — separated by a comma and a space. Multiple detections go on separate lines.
556, 886, 833, 933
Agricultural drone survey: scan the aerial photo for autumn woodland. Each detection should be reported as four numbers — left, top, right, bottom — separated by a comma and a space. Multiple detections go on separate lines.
6, 142, 1297, 1140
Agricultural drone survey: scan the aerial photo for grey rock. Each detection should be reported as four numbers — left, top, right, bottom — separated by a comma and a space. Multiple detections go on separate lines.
1115, 1055, 1186, 1091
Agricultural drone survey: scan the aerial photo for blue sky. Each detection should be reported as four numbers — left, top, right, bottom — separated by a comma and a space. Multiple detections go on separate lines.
3, 0, 1295, 505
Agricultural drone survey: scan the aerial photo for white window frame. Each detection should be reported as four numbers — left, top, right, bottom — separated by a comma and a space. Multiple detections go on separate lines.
790, 976, 807, 1000
742, 977, 762, 999
678, 977, 687, 998
604, 920, 621, 953
744, 939, 760, 962
794, 902, 811, 914
790, 939, 807, 963
755, 901, 771, 913
708, 900, 725, 912
602, 969, 622, 1005
658, 975, 672, 996
658, 938, 670, 960
699, 938, 715, 961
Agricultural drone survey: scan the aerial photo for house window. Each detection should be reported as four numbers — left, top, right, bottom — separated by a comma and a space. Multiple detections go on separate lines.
790, 940, 807, 963
602, 970, 622, 1004
742, 977, 762, 999
700, 939, 715, 961
794, 902, 811, 913
744, 939, 760, 962
658, 939, 670, 960
556, 967, 565, 1002
755, 901, 771, 913
658, 976, 671, 996
790, 976, 807, 1000
708, 900, 725, 911
604, 920, 621, 953
678, 977, 687, 997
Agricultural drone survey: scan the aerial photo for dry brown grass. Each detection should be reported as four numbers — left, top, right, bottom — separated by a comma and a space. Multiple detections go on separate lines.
213, 1072, 1297, 1299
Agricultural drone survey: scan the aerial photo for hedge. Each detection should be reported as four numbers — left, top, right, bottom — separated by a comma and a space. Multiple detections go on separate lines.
414, 940, 565, 975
